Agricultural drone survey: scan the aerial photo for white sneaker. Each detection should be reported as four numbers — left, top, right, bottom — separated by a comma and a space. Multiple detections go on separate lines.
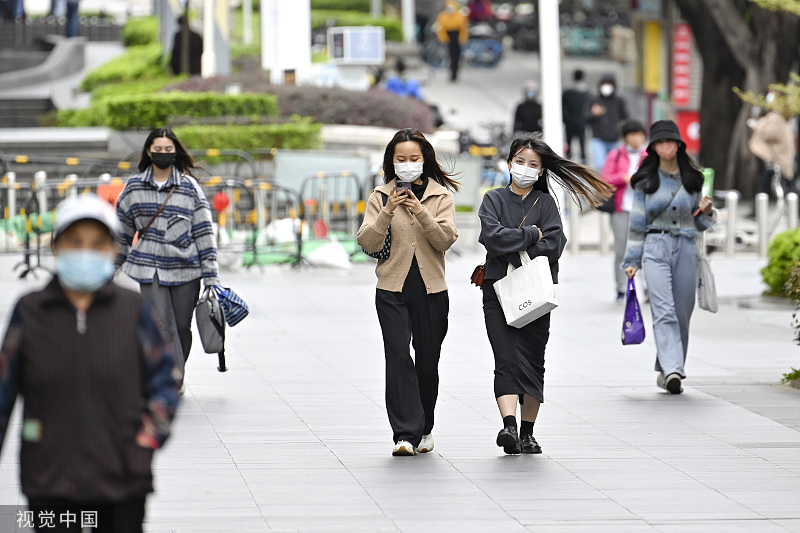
417, 434, 434, 453
656, 371, 666, 391
392, 440, 417, 456
665, 373, 683, 394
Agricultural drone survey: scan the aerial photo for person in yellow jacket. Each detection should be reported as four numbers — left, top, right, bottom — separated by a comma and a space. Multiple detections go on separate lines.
436, 0, 468, 82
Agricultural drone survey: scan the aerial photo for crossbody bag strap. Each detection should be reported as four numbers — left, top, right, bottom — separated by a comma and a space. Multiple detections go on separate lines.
649, 182, 682, 226
139, 185, 177, 239
518, 192, 543, 229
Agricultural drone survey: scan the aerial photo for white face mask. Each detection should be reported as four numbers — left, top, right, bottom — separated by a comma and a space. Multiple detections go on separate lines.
509, 163, 540, 189
394, 162, 424, 182
599, 83, 614, 97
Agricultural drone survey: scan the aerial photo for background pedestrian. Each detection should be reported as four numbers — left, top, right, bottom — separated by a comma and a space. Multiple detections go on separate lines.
562, 69, 589, 163
748, 91, 795, 199
586, 74, 629, 170
357, 128, 459, 457
602, 118, 648, 301
435, 0, 468, 82
479, 134, 612, 455
0, 194, 179, 533
115, 127, 220, 392
622, 120, 717, 395
513, 80, 542, 136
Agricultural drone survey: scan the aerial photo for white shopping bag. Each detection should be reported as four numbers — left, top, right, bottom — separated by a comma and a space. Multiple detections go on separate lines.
697, 237, 718, 313
494, 251, 558, 328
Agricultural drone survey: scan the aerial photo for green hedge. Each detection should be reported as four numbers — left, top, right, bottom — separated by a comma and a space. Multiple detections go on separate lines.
90, 77, 182, 102
122, 16, 159, 47
80, 43, 165, 92
59, 92, 280, 130
174, 118, 321, 151
761, 227, 800, 296
311, 10, 403, 41
311, 0, 370, 12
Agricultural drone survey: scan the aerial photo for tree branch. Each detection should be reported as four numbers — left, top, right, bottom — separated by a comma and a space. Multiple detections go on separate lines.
749, 0, 800, 17
701, 0, 758, 68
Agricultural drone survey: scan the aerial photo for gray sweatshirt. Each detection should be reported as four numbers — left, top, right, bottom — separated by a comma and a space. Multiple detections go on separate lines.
478, 187, 567, 283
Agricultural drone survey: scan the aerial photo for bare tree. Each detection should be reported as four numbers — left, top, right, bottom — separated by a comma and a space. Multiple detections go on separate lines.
673, 0, 800, 196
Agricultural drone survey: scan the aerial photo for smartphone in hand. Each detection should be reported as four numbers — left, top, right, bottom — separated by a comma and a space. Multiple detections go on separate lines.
396, 181, 411, 194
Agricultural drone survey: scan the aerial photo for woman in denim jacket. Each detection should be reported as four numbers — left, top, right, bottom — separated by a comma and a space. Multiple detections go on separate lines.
622, 120, 716, 394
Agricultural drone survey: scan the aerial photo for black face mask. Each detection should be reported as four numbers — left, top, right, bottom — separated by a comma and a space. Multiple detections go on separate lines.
150, 152, 176, 170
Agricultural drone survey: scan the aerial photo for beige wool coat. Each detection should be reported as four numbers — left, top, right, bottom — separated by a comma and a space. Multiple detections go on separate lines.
749, 111, 796, 180
357, 178, 458, 294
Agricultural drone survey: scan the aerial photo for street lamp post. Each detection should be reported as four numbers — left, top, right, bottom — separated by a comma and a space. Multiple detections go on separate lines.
401, 0, 415, 45
537, 0, 563, 155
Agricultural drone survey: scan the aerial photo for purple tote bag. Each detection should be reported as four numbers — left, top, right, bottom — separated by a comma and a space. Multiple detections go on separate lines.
622, 278, 645, 345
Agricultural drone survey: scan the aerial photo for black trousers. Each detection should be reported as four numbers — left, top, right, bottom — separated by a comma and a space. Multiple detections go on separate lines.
139, 274, 201, 379
376, 263, 449, 446
29, 497, 146, 533
447, 30, 461, 81
565, 124, 586, 162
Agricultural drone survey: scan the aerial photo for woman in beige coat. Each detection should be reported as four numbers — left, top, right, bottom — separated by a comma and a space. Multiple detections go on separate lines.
749, 97, 796, 196
357, 128, 459, 457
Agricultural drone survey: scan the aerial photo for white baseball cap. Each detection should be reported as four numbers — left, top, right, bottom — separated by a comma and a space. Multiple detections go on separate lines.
53, 193, 120, 240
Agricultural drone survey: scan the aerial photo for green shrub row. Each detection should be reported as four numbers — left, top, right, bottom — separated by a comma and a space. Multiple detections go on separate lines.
762, 227, 800, 296
59, 92, 280, 130
174, 118, 322, 152
122, 16, 159, 47
90, 77, 183, 102
311, 0, 370, 12
311, 10, 403, 41
80, 42, 165, 92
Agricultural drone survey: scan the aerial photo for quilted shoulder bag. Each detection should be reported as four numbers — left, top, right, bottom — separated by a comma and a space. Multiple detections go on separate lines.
361, 192, 391, 261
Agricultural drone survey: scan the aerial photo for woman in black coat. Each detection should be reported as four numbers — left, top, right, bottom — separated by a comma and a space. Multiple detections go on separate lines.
479, 134, 611, 455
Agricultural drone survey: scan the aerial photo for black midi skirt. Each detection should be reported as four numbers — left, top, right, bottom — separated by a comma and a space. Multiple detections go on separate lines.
482, 280, 551, 403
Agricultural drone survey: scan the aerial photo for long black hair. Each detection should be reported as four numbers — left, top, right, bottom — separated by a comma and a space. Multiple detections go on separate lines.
507, 133, 612, 210
382, 128, 460, 192
631, 141, 704, 194
138, 127, 197, 175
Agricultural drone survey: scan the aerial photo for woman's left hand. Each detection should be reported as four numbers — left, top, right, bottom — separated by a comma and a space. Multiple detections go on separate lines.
402, 190, 424, 215
699, 195, 713, 215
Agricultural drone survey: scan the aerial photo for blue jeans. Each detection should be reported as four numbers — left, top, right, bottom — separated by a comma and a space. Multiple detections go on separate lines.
66, 1, 79, 37
590, 138, 619, 170
642, 233, 699, 378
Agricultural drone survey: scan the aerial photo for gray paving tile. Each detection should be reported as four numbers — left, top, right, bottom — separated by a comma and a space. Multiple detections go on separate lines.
0, 253, 798, 532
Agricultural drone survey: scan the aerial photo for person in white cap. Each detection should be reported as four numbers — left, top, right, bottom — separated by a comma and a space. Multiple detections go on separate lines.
0, 193, 179, 533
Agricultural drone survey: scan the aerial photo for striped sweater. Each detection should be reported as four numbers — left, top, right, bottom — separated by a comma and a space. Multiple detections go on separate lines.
115, 167, 220, 286
621, 169, 717, 270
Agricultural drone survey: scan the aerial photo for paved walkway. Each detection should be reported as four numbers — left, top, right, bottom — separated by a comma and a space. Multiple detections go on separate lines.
0, 244, 798, 532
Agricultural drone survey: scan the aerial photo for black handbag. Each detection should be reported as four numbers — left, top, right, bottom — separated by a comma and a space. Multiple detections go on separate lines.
597, 194, 616, 214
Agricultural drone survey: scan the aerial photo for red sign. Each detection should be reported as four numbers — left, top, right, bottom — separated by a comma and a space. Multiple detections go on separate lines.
212, 191, 230, 213
672, 23, 692, 108
676, 110, 701, 154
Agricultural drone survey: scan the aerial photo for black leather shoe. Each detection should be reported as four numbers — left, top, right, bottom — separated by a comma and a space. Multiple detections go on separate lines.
496, 427, 521, 455
521, 434, 542, 454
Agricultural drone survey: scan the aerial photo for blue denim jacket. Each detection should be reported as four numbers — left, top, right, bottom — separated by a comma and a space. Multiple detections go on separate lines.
622, 169, 716, 269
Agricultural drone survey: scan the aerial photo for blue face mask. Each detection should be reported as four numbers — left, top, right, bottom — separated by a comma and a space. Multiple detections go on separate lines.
56, 249, 114, 293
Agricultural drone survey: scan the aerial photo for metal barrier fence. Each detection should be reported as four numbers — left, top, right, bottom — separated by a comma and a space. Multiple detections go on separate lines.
299, 171, 363, 240
3, 153, 132, 181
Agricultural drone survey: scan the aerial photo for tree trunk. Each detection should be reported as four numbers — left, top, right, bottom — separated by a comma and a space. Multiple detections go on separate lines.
674, 0, 800, 197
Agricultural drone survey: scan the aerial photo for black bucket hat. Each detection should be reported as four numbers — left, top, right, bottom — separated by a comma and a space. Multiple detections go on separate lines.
648, 120, 684, 148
